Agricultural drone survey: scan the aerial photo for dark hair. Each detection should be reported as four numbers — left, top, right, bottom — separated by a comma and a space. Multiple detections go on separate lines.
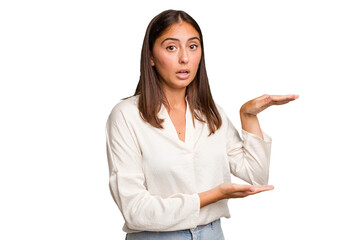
131, 9, 222, 135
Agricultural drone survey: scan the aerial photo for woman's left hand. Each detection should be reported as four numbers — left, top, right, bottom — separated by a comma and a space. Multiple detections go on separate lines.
240, 94, 299, 116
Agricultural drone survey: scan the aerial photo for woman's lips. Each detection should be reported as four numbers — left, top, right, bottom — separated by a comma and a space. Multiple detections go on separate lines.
176, 70, 190, 80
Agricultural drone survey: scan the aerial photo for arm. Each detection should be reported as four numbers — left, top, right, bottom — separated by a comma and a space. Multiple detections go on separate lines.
106, 107, 200, 231
198, 183, 274, 208
227, 94, 298, 185
226, 115, 272, 185
240, 112, 264, 140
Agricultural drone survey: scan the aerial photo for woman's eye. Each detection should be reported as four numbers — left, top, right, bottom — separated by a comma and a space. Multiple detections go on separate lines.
166, 46, 177, 51
190, 44, 198, 50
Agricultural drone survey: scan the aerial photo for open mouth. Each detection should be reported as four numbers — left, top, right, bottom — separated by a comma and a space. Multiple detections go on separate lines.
176, 69, 190, 79
176, 70, 190, 80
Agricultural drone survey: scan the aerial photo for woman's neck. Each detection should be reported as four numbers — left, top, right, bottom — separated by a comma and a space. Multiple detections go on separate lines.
163, 88, 187, 111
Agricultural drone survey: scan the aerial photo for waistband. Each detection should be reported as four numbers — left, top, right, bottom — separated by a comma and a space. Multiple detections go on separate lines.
192, 218, 220, 231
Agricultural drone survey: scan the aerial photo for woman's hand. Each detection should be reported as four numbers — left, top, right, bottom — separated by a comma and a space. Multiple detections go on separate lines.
240, 94, 299, 116
198, 183, 274, 208
239, 94, 299, 139
217, 183, 274, 199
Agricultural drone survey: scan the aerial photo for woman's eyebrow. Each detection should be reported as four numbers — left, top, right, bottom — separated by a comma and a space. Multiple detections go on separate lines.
161, 37, 200, 45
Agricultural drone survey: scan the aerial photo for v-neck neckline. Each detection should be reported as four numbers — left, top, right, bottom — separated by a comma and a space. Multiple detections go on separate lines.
159, 97, 193, 147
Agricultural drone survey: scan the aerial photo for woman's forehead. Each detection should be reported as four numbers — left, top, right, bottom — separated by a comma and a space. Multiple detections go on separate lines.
157, 22, 200, 42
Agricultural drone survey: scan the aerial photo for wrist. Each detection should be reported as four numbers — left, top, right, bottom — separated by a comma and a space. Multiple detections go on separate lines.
240, 110, 257, 121
198, 186, 224, 208
239, 109, 264, 140
214, 186, 225, 201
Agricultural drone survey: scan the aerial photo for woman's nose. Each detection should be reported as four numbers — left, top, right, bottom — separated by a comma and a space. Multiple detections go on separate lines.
178, 48, 189, 64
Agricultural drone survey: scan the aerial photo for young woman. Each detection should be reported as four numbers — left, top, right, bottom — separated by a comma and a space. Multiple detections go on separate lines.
106, 9, 298, 240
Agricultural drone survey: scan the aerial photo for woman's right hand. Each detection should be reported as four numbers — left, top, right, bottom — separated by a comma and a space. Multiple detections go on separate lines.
217, 183, 274, 199
198, 183, 274, 208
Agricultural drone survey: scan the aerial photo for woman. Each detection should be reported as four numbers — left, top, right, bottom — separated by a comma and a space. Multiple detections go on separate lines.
106, 9, 298, 239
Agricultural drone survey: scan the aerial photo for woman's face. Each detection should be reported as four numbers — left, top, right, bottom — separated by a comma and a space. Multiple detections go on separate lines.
151, 22, 202, 93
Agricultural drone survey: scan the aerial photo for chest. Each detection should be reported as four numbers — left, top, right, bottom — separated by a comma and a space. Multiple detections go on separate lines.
138, 120, 227, 175
167, 110, 186, 142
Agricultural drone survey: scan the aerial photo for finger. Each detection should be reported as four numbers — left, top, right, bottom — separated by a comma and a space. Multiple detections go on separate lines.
268, 94, 299, 106
270, 94, 298, 101
256, 185, 274, 190
250, 185, 274, 194
271, 100, 292, 105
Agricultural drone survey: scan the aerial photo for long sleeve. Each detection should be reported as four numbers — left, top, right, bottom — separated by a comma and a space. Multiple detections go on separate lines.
225, 115, 272, 185
105, 106, 200, 232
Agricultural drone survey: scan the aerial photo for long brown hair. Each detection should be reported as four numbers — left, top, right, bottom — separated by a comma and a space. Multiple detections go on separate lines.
130, 9, 222, 135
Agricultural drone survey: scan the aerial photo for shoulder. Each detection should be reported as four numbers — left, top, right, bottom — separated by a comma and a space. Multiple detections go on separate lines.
214, 101, 227, 119
213, 101, 231, 130
107, 95, 140, 123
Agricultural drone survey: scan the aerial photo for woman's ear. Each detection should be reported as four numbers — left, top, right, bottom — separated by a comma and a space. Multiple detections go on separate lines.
150, 55, 155, 66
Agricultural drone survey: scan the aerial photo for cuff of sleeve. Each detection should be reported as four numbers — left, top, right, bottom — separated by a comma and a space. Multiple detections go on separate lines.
189, 193, 201, 228
241, 129, 272, 143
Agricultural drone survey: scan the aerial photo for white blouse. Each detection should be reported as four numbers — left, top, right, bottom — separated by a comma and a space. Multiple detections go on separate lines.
105, 95, 272, 233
